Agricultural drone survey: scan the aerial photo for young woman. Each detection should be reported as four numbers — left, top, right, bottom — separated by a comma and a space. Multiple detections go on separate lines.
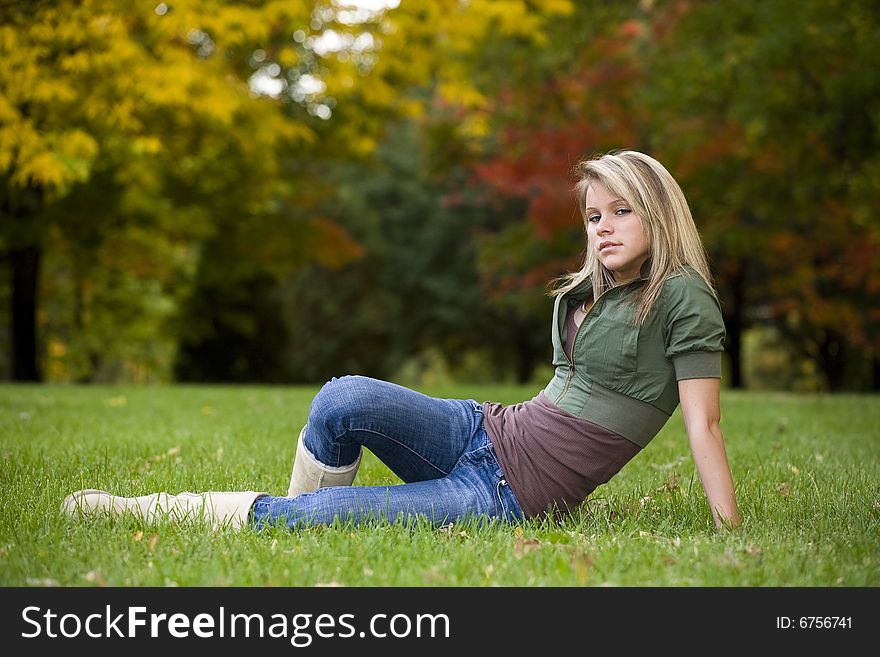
64, 150, 741, 531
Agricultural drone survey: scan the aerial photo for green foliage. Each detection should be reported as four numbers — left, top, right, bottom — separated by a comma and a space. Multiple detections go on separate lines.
1, 384, 877, 585
1, 0, 577, 384
460, 0, 880, 390
274, 120, 533, 384
0, 0, 319, 381
640, 0, 880, 389
1, 0, 878, 389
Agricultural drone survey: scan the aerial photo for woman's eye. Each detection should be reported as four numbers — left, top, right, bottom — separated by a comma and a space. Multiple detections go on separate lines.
614, 207, 631, 215
588, 214, 600, 223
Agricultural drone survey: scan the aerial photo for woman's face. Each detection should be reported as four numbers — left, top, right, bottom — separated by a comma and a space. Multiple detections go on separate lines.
585, 182, 649, 283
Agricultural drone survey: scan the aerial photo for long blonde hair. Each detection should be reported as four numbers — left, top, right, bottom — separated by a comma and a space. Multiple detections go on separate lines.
551, 150, 715, 324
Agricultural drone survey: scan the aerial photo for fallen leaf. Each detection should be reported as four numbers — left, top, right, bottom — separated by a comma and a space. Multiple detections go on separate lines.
84, 570, 106, 586
148, 534, 159, 552
133, 446, 182, 473
513, 538, 542, 559
26, 578, 59, 587
662, 472, 681, 492
776, 482, 791, 497
133, 531, 144, 542
571, 550, 595, 583
725, 547, 739, 566
649, 456, 687, 471
744, 544, 763, 556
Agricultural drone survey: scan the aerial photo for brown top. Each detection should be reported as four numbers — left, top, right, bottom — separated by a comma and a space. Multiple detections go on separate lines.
483, 391, 641, 518
482, 298, 641, 518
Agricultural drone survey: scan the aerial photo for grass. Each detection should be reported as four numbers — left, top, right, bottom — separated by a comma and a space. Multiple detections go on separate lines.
0, 383, 877, 586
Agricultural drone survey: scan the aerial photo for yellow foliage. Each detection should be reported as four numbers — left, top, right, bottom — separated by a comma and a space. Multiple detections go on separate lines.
394, 97, 425, 118
437, 79, 487, 110
458, 114, 490, 140
0, 25, 17, 50
12, 150, 68, 189
58, 50, 94, 74
0, 0, 570, 203
0, 130, 14, 171
277, 47, 300, 68
132, 136, 164, 156
0, 95, 16, 123
0, 0, 317, 196
57, 129, 97, 155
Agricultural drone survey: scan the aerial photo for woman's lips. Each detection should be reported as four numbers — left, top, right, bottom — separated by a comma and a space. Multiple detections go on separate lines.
599, 242, 620, 253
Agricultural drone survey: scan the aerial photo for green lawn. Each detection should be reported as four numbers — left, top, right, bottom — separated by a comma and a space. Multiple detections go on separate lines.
1, 383, 877, 586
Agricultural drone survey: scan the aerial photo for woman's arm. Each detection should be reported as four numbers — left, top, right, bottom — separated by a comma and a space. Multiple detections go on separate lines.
678, 377, 742, 530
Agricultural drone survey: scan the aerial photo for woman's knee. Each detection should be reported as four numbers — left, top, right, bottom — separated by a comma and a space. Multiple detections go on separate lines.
307, 375, 378, 434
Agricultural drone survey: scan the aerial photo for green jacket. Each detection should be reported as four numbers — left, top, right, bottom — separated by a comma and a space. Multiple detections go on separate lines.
544, 266, 726, 447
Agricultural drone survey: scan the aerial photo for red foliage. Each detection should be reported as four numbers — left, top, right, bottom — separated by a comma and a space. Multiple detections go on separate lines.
472, 32, 646, 240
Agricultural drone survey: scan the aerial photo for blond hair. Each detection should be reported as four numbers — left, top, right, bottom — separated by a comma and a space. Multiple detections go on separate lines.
551, 150, 715, 324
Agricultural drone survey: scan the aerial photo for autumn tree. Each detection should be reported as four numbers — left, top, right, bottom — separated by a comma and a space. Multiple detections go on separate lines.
1, 0, 581, 383
174, 0, 580, 383
642, 0, 880, 390
457, 0, 880, 390
0, 0, 325, 381
449, 2, 647, 381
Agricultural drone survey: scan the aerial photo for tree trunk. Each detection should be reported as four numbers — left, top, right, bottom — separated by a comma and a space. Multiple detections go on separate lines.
514, 325, 536, 385
719, 260, 746, 389
817, 330, 846, 392
11, 245, 42, 381
725, 265, 746, 389
4, 180, 45, 382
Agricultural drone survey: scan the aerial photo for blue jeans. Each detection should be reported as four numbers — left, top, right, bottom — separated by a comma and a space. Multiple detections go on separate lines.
251, 375, 524, 530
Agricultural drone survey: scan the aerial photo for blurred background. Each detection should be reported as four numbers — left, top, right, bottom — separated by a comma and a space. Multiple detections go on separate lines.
1, 0, 878, 392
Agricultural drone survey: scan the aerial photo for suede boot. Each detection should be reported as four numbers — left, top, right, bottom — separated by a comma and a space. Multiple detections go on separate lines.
62, 489, 267, 530
287, 424, 361, 497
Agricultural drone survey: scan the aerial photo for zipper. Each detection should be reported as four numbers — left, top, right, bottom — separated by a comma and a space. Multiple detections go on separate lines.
552, 281, 636, 404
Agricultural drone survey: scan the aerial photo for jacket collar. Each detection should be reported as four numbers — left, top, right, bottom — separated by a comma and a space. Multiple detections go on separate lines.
573, 258, 653, 297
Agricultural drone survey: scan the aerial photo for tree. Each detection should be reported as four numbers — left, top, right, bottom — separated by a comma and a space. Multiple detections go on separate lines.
642, 0, 880, 390
0, 0, 326, 380
459, 0, 880, 390
450, 2, 648, 381
1, 0, 582, 383
174, 0, 580, 383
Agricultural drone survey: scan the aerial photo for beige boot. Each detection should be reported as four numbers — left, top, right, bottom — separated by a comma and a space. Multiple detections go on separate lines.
287, 424, 361, 497
62, 489, 268, 530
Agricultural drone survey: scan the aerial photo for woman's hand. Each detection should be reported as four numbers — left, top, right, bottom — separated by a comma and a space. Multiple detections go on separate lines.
678, 377, 742, 530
